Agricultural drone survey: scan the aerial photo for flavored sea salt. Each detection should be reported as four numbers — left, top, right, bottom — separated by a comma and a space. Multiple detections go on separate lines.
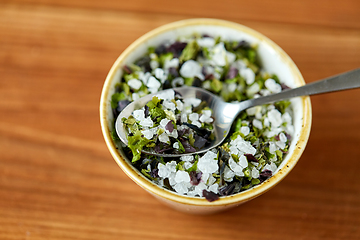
111, 34, 294, 201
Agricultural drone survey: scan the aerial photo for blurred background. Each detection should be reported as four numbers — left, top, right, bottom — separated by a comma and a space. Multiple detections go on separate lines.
1, 1, 360, 239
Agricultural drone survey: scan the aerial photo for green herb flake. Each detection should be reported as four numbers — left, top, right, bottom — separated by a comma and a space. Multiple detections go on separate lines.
179, 40, 199, 62
210, 78, 223, 93
127, 130, 150, 162
111, 92, 126, 109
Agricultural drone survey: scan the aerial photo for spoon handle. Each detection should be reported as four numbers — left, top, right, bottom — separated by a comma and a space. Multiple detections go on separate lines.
247, 68, 360, 108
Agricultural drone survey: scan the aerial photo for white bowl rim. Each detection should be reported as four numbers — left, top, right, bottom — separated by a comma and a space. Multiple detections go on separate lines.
100, 18, 312, 207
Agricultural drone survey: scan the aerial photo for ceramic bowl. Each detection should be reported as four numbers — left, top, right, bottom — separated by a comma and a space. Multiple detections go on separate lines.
100, 18, 312, 214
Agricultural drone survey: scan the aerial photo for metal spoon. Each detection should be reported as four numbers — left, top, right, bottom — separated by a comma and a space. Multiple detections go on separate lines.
116, 68, 360, 157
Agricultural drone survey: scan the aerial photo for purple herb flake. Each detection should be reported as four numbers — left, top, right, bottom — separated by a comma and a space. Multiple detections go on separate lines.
180, 140, 196, 153
123, 65, 132, 74
234, 40, 251, 50
274, 134, 280, 141
244, 153, 258, 163
202, 190, 219, 202
226, 67, 239, 79
167, 41, 187, 57
117, 100, 131, 113
165, 121, 174, 133
260, 170, 272, 182
144, 105, 150, 118
193, 135, 207, 149
219, 183, 236, 196
281, 83, 291, 90
168, 67, 179, 78
286, 133, 292, 141
177, 127, 189, 137
150, 168, 159, 178
189, 171, 202, 186
155, 44, 167, 55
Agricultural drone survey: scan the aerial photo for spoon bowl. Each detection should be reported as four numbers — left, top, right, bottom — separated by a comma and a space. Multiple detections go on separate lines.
116, 87, 230, 157
116, 68, 360, 157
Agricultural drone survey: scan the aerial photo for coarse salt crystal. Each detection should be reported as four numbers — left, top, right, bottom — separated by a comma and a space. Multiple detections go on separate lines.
158, 132, 170, 143
142, 129, 154, 139
253, 119, 263, 129
189, 113, 199, 122
240, 126, 250, 136
146, 76, 161, 90
158, 161, 177, 179
241, 68, 255, 85
201, 173, 210, 184
164, 58, 179, 69
229, 145, 239, 155
238, 155, 248, 168
175, 170, 190, 183
211, 43, 227, 67
265, 162, 278, 173
132, 92, 140, 101
223, 166, 235, 182
180, 155, 194, 162
183, 161, 193, 170
208, 183, 219, 194
260, 89, 271, 96
226, 52, 236, 64
150, 60, 159, 70
227, 82, 237, 91
199, 110, 213, 123
195, 182, 207, 196
171, 77, 184, 87
167, 161, 177, 173
183, 98, 201, 108
154, 68, 167, 83
229, 157, 243, 174
175, 100, 184, 111
168, 172, 176, 186
232, 136, 256, 155
232, 59, 247, 70
276, 141, 286, 150
148, 88, 158, 94
207, 175, 217, 186
198, 151, 218, 174
255, 112, 263, 119
127, 78, 142, 90
246, 106, 261, 116
168, 129, 178, 138
179, 60, 204, 80
282, 112, 292, 124
173, 142, 179, 149
140, 116, 153, 127
133, 109, 145, 121
268, 109, 283, 128
181, 113, 188, 123
279, 132, 287, 142
251, 168, 260, 178
140, 72, 151, 85
269, 142, 277, 154
246, 82, 260, 96
159, 118, 170, 128
173, 182, 189, 195
156, 89, 175, 100
196, 37, 215, 47
265, 78, 282, 93
192, 120, 202, 128
158, 163, 169, 178
264, 117, 270, 127
163, 100, 176, 111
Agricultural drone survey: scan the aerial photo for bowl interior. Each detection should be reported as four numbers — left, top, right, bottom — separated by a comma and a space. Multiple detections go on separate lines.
100, 19, 311, 206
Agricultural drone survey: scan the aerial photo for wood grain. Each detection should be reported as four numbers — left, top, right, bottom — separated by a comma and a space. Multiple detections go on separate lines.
1, 2, 360, 239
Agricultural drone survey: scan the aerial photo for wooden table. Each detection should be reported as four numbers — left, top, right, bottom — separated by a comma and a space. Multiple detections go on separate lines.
1, 1, 360, 239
